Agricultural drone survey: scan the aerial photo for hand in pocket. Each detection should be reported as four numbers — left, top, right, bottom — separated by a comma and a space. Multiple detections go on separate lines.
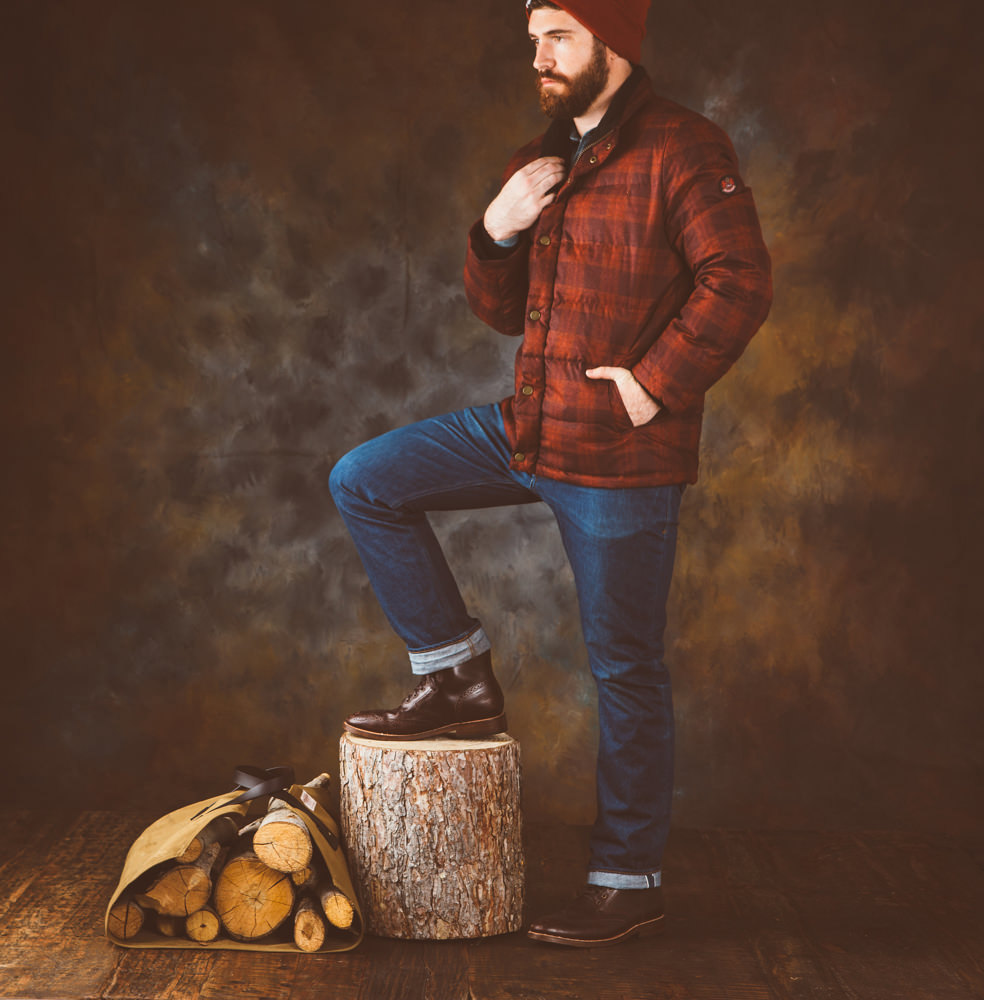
585, 367, 661, 427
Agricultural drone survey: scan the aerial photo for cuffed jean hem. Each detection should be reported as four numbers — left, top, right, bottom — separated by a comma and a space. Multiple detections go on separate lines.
588, 869, 662, 890
408, 625, 491, 675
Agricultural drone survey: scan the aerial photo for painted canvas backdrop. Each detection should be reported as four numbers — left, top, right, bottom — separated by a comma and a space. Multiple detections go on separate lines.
1, 0, 981, 834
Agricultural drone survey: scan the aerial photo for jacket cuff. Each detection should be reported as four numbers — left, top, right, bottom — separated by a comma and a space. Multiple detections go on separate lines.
469, 219, 525, 261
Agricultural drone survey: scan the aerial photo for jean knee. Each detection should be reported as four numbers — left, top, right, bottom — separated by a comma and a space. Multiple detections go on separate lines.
328, 447, 366, 508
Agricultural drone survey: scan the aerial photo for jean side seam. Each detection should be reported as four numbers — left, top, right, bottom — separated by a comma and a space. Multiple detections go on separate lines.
394, 474, 535, 510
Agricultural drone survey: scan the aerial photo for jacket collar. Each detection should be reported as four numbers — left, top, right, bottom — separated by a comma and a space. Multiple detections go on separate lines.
540, 66, 653, 161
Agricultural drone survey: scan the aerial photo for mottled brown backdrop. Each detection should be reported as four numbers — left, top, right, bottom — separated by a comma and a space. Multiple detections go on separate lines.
2, 0, 981, 836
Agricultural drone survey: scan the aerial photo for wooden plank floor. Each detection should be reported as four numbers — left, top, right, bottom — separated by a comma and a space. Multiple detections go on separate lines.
1, 809, 982, 999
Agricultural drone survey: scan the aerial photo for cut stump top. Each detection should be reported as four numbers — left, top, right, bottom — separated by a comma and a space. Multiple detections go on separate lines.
341, 733, 516, 753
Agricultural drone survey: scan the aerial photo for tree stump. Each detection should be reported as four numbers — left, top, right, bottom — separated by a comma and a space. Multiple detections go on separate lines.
339, 733, 524, 940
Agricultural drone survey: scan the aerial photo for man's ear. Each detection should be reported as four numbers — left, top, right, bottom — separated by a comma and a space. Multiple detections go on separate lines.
605, 47, 631, 72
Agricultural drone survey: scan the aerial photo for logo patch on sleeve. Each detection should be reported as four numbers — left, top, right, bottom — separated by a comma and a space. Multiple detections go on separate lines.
719, 175, 738, 195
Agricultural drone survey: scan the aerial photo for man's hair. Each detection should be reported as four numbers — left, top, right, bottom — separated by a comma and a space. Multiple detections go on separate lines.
526, 1, 562, 11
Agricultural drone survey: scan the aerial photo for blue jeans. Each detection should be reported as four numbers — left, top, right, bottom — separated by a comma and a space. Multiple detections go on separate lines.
329, 404, 682, 885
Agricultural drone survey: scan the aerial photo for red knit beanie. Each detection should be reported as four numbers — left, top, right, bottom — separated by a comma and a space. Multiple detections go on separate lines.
526, 0, 651, 64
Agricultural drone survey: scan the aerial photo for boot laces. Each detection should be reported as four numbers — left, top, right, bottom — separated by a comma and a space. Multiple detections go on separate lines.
401, 674, 438, 709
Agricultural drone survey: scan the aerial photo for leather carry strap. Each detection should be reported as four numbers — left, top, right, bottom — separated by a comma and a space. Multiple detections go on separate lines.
229, 764, 296, 805
192, 764, 339, 850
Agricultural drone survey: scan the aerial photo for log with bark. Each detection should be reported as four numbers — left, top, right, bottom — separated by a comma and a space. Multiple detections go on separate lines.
134, 841, 225, 917
252, 774, 331, 874
176, 814, 242, 864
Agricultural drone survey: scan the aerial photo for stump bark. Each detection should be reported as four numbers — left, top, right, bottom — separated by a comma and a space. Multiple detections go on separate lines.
339, 733, 524, 939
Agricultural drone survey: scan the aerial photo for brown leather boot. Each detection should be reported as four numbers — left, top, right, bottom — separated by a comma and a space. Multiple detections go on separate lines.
527, 885, 665, 947
343, 651, 507, 740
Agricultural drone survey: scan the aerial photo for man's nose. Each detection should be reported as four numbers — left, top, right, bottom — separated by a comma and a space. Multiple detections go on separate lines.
533, 43, 554, 72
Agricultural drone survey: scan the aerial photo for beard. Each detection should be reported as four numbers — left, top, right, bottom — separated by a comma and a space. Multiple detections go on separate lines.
537, 38, 610, 120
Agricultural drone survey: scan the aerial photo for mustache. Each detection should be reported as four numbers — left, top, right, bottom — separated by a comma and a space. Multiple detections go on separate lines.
537, 71, 570, 85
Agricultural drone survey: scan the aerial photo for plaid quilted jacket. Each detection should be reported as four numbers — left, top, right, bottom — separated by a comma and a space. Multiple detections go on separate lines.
463, 70, 772, 487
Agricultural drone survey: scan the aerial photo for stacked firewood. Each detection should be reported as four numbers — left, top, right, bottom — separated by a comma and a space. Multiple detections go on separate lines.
107, 775, 358, 951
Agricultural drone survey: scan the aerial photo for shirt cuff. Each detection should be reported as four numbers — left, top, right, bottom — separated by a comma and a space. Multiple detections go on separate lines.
472, 222, 522, 260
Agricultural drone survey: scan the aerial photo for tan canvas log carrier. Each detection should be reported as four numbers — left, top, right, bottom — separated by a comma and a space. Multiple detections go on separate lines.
105, 765, 363, 952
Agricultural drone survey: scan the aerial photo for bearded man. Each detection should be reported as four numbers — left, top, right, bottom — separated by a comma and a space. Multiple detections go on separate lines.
329, 0, 772, 947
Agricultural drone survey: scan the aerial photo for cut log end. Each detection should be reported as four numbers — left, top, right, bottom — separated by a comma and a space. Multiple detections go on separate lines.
319, 885, 355, 930
293, 896, 326, 952
185, 906, 222, 944
108, 898, 146, 940
291, 865, 316, 889
213, 850, 296, 941
176, 814, 242, 864
253, 812, 313, 874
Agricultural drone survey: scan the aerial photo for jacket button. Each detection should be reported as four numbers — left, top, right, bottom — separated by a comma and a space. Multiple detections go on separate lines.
521, 384, 534, 396
538, 236, 551, 246
529, 309, 541, 321
589, 155, 598, 164
513, 452, 526, 462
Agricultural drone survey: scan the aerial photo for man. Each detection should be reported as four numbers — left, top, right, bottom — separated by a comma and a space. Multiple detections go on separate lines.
329, 0, 771, 947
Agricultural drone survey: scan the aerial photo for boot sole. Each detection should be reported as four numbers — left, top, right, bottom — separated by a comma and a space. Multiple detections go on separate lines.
527, 913, 664, 948
343, 713, 508, 741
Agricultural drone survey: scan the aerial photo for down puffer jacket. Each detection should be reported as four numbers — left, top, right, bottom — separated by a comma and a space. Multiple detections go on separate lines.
464, 69, 772, 487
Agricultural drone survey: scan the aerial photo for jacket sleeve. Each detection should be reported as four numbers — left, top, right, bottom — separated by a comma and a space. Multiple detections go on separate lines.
631, 117, 773, 414
463, 219, 531, 337
463, 142, 544, 338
